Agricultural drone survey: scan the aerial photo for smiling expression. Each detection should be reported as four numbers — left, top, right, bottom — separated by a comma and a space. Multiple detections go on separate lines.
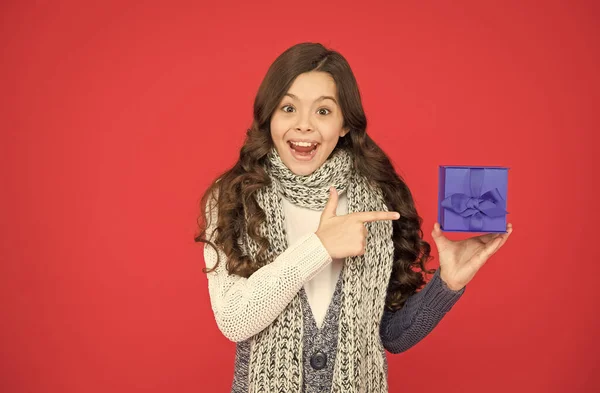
270, 71, 349, 176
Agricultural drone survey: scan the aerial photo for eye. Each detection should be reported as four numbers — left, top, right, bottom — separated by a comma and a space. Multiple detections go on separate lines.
280, 105, 331, 115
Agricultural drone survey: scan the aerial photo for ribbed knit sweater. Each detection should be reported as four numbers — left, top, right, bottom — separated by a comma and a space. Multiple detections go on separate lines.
204, 188, 466, 391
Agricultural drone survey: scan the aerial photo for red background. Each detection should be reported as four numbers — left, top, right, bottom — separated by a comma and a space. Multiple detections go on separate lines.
1, 1, 598, 392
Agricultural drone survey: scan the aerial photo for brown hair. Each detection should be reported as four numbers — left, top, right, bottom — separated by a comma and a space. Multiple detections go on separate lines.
194, 42, 435, 312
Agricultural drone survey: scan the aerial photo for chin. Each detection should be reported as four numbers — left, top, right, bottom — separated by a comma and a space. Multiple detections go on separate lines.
283, 158, 323, 176
291, 166, 319, 176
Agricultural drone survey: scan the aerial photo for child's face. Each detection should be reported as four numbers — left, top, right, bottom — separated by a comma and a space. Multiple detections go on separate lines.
270, 71, 349, 176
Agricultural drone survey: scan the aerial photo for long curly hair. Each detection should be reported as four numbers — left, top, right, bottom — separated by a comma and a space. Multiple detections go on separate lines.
194, 42, 435, 312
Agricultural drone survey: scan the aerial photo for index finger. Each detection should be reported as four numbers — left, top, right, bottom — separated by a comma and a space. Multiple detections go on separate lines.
350, 211, 401, 223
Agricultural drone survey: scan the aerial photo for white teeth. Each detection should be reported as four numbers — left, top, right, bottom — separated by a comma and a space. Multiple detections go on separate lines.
289, 141, 317, 147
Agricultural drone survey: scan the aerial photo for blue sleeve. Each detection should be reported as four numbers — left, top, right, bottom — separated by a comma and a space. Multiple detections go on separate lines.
379, 268, 466, 354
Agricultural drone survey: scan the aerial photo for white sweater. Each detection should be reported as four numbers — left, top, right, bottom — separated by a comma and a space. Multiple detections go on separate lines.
204, 189, 349, 342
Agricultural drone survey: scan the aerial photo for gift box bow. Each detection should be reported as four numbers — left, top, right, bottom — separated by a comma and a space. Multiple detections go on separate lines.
441, 168, 509, 231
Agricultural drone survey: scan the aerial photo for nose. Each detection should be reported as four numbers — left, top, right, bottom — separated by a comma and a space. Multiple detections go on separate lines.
294, 111, 314, 132
295, 124, 312, 132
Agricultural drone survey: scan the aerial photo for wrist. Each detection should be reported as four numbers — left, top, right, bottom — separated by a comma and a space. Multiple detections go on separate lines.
439, 269, 464, 292
314, 231, 330, 256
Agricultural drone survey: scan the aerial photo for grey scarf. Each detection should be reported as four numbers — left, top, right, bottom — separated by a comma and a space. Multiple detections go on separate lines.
244, 146, 395, 392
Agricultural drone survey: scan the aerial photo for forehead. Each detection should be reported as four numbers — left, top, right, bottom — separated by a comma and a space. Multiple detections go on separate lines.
286, 71, 337, 98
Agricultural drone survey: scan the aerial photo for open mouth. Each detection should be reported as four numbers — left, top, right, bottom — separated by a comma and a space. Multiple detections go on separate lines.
287, 141, 319, 160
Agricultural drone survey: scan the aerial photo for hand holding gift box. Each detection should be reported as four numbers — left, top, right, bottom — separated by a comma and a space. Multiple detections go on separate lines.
431, 166, 513, 291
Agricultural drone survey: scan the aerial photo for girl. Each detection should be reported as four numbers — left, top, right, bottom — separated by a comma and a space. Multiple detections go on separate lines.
195, 42, 512, 393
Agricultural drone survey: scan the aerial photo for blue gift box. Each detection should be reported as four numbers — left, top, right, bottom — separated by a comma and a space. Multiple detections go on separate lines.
438, 165, 509, 233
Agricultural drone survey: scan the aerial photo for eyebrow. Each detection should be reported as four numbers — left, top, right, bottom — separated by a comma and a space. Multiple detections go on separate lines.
284, 93, 338, 105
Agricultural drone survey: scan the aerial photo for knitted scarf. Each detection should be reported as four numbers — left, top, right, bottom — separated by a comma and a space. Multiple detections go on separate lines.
244, 146, 395, 393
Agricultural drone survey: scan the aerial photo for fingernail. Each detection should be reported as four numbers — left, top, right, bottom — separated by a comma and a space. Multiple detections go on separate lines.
394, 213, 400, 219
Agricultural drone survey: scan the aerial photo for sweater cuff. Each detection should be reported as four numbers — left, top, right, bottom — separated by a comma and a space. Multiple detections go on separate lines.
287, 232, 333, 281
422, 268, 466, 313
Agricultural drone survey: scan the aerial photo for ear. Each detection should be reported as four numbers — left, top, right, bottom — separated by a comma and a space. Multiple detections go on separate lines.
340, 127, 350, 137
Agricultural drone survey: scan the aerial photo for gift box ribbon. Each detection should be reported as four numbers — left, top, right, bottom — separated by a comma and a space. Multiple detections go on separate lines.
441, 168, 508, 231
